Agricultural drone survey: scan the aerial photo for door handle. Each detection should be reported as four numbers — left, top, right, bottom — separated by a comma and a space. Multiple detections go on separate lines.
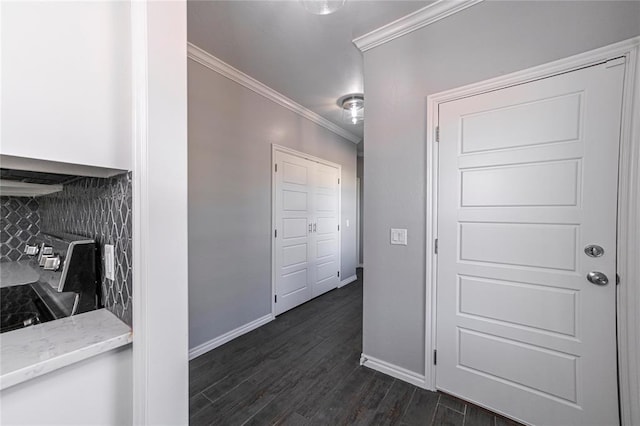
587, 271, 609, 286
313, 223, 317, 233
309, 223, 312, 233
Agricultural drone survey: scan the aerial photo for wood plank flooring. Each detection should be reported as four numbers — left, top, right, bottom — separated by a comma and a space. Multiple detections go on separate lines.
190, 269, 522, 426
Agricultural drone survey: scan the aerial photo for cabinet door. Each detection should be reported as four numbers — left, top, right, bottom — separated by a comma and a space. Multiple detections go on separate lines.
1, 2, 131, 170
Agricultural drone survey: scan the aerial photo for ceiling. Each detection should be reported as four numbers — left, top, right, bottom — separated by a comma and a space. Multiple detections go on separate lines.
187, 0, 431, 147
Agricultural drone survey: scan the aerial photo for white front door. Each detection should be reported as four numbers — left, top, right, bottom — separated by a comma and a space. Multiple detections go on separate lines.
274, 149, 340, 316
436, 59, 625, 426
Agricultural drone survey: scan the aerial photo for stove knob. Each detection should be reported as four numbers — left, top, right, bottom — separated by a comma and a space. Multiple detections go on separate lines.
43, 256, 61, 271
23, 244, 39, 256
38, 245, 55, 266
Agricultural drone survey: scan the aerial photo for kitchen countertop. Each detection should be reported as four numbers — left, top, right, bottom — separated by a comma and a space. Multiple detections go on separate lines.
0, 309, 132, 390
0, 260, 40, 288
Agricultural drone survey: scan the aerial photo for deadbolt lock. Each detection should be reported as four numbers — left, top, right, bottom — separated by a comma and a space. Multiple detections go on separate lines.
584, 245, 604, 258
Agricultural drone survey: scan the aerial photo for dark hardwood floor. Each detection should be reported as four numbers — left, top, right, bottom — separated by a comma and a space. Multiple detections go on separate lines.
190, 269, 522, 426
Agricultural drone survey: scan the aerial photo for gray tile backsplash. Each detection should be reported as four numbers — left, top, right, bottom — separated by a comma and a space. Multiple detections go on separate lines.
0, 172, 133, 326
0, 197, 41, 262
39, 172, 133, 325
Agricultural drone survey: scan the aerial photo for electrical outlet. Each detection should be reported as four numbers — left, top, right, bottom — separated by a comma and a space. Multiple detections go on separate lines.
105, 244, 115, 281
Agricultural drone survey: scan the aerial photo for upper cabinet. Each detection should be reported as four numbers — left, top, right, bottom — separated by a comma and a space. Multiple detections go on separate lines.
1, 2, 132, 171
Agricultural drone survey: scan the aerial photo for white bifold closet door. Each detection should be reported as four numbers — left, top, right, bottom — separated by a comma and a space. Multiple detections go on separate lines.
436, 59, 625, 426
274, 150, 340, 316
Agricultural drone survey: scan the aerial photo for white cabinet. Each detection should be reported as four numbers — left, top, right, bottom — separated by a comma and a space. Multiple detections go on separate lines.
1, 1, 131, 171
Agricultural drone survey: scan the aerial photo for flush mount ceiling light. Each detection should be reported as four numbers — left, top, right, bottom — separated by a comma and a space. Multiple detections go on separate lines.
339, 93, 364, 125
299, 0, 346, 15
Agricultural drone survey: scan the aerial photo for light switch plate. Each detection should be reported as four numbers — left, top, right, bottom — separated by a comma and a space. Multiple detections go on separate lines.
390, 228, 408, 245
105, 244, 115, 281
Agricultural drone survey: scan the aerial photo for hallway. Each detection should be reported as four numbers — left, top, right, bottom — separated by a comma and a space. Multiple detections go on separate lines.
189, 270, 521, 425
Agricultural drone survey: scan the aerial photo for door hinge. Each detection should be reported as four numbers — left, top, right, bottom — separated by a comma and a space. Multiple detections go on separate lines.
338, 224, 340, 231
435, 126, 440, 142
337, 271, 340, 278
434, 238, 438, 254
338, 178, 340, 184
433, 349, 437, 365
274, 229, 277, 238
274, 295, 277, 303
616, 273, 621, 285
275, 163, 278, 172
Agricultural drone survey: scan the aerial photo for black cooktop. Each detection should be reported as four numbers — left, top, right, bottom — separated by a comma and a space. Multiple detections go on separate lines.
0, 285, 55, 333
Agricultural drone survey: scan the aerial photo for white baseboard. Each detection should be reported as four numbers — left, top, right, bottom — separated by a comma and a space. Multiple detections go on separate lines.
189, 314, 274, 360
360, 353, 427, 389
339, 274, 358, 288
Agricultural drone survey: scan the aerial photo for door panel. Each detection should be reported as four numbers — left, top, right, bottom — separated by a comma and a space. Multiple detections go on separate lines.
316, 239, 336, 259
459, 223, 578, 270
282, 190, 308, 211
459, 92, 581, 154
436, 61, 625, 426
282, 243, 307, 267
458, 275, 577, 336
282, 161, 308, 185
458, 329, 578, 403
461, 160, 580, 207
282, 217, 308, 238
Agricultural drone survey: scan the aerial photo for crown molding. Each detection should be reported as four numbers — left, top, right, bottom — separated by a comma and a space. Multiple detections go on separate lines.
353, 0, 484, 52
187, 43, 361, 144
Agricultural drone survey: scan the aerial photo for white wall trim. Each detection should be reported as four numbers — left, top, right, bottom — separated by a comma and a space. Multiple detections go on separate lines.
616, 39, 640, 426
132, 2, 189, 424
425, 37, 640, 423
356, 177, 361, 266
187, 43, 361, 144
352, 0, 483, 52
131, 2, 150, 423
339, 274, 358, 288
188, 314, 274, 361
360, 353, 426, 389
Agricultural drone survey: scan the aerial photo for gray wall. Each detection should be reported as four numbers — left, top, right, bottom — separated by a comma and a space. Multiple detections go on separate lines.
188, 60, 358, 349
362, 1, 640, 375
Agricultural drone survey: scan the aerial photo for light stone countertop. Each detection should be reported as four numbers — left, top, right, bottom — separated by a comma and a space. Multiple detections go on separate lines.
0, 309, 132, 390
0, 261, 40, 288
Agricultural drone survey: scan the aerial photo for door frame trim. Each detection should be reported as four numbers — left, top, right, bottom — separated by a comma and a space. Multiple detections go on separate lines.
424, 36, 640, 425
271, 144, 342, 317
